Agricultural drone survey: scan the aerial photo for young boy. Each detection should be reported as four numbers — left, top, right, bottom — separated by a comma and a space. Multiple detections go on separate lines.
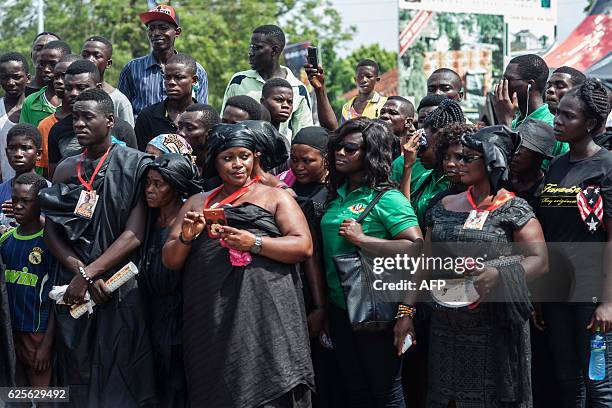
81, 36, 134, 126
222, 95, 262, 124
0, 124, 43, 234
19, 40, 71, 127
261, 78, 293, 139
341, 59, 387, 123
0, 172, 56, 386
177, 103, 220, 173
36, 54, 80, 173
0, 52, 31, 183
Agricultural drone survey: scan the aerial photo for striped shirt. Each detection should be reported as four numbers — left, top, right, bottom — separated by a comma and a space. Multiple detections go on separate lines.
1, 228, 56, 332
222, 66, 313, 142
118, 52, 208, 117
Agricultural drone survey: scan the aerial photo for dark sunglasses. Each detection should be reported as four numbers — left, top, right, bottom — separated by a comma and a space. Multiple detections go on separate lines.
334, 142, 362, 154
457, 153, 483, 163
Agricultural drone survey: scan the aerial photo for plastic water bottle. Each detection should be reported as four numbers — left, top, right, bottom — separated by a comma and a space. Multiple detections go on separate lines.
588, 328, 606, 381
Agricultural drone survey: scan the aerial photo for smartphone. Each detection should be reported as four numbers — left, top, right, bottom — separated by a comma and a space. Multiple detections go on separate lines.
416, 129, 428, 152
307, 46, 318, 67
203, 208, 227, 239
401, 334, 413, 354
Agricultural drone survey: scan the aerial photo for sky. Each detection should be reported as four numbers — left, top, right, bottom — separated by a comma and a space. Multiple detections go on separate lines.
330, 0, 591, 56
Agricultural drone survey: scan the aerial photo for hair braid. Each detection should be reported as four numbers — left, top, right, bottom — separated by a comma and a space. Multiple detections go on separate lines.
424, 98, 465, 129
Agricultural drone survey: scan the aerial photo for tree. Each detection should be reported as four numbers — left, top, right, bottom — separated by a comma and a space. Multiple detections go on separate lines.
0, 0, 353, 110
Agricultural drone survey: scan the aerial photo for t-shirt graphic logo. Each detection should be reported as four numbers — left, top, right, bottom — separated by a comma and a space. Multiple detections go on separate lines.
577, 185, 604, 233
348, 203, 365, 215
28, 246, 43, 265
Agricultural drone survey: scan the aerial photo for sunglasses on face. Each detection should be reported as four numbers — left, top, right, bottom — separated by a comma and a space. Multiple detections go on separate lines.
457, 153, 483, 163
334, 142, 362, 154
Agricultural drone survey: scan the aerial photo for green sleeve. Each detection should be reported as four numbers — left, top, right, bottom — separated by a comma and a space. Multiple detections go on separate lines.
373, 190, 419, 237
19, 104, 30, 124
391, 156, 405, 185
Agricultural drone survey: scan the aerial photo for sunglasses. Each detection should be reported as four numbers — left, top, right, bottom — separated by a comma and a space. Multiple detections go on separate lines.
457, 153, 483, 163
334, 142, 362, 154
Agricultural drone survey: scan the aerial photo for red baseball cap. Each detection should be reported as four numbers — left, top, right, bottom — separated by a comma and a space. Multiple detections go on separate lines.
140, 4, 179, 27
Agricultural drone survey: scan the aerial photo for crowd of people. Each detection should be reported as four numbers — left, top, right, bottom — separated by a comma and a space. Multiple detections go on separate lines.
0, 3, 612, 408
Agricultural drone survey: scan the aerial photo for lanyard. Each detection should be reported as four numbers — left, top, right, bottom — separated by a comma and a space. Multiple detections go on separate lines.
77, 145, 112, 191
466, 186, 515, 212
204, 177, 260, 209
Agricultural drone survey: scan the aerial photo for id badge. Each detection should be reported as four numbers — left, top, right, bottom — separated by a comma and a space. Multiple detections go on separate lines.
74, 190, 99, 219
463, 210, 489, 230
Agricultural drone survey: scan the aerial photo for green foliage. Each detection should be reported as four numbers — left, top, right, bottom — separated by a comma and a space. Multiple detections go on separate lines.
0, 0, 397, 117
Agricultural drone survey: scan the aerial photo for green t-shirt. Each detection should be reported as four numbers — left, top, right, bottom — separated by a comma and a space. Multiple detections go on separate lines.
410, 170, 449, 228
391, 157, 448, 227
511, 103, 568, 169
19, 86, 57, 127
320, 186, 419, 309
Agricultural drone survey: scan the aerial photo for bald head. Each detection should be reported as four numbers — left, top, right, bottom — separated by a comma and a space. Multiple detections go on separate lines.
427, 68, 463, 101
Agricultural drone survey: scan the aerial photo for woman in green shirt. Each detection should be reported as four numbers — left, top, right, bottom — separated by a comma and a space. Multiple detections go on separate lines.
320, 117, 422, 408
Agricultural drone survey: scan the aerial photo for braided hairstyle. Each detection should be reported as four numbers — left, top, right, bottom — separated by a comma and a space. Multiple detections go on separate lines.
423, 98, 465, 130
567, 78, 610, 131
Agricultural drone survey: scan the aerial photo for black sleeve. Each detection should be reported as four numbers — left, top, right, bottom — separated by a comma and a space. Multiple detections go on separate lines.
112, 118, 138, 149
48, 122, 62, 166
134, 111, 151, 151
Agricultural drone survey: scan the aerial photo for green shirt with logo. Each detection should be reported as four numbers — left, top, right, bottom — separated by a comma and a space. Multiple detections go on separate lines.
320, 185, 419, 308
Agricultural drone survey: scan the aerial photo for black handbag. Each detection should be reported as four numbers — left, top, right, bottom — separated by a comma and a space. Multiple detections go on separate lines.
332, 190, 398, 331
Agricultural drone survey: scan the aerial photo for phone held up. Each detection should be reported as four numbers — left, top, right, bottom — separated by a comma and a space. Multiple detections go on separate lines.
307, 46, 318, 67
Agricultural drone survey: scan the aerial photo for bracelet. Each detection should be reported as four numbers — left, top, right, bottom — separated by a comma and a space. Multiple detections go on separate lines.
79, 266, 94, 285
179, 232, 194, 245
395, 303, 417, 319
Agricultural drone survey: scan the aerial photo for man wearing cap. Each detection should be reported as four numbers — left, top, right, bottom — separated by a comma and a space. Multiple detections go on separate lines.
118, 4, 208, 117
509, 118, 556, 208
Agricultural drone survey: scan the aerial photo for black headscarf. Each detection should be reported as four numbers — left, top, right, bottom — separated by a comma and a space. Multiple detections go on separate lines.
461, 125, 521, 195
205, 121, 289, 176
146, 153, 203, 198
205, 123, 258, 177
241, 120, 289, 170
291, 126, 329, 154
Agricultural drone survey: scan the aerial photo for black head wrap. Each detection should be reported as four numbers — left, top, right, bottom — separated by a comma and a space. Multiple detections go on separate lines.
461, 125, 522, 195
205, 123, 258, 177
241, 120, 289, 171
292, 126, 329, 153
146, 153, 203, 198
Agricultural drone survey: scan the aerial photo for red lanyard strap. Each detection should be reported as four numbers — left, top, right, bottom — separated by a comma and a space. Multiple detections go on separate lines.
466, 186, 515, 212
204, 176, 260, 209
77, 145, 112, 191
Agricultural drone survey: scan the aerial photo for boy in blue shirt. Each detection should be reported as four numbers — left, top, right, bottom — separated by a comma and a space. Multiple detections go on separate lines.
0, 124, 43, 234
0, 172, 56, 386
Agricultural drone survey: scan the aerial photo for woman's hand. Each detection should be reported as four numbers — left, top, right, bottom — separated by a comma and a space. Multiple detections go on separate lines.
587, 302, 612, 333
469, 266, 500, 299
393, 317, 417, 356
403, 130, 422, 168
338, 219, 365, 246
181, 211, 206, 242
219, 226, 257, 252
89, 279, 112, 305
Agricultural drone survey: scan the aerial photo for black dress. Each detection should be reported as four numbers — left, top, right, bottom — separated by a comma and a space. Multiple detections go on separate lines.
182, 204, 314, 408
142, 224, 187, 407
425, 197, 534, 407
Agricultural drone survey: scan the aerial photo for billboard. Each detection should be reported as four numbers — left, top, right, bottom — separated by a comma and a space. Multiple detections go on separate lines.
399, 0, 557, 120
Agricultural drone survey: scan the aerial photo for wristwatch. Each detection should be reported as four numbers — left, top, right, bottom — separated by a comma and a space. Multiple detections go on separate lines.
250, 234, 263, 254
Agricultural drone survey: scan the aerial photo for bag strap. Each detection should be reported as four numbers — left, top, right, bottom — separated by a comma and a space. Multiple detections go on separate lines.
355, 190, 387, 224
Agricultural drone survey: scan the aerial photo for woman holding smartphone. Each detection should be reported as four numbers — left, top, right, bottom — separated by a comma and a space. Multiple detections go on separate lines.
162, 122, 314, 408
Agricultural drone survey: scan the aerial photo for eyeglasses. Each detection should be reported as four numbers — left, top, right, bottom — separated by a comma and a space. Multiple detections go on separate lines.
334, 142, 362, 154
457, 154, 483, 163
